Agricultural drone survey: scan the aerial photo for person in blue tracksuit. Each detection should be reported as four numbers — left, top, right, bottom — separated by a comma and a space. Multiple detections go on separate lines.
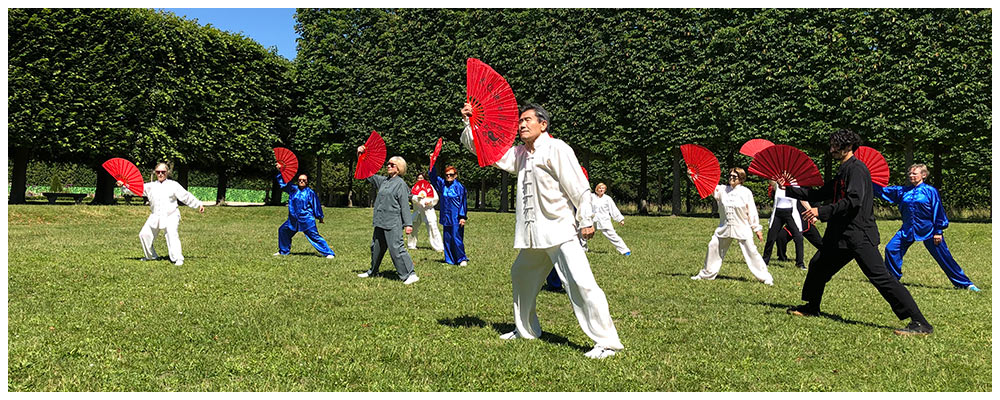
429, 165, 469, 266
874, 164, 979, 292
273, 165, 335, 258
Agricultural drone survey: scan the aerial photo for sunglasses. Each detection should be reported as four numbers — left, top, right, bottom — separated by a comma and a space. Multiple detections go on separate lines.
387, 163, 396, 167
298, 179, 308, 182
445, 173, 456, 177
155, 171, 168, 174
729, 175, 739, 179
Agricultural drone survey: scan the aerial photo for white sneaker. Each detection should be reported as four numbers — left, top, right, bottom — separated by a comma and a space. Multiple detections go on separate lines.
459, 261, 468, 266
273, 252, 284, 256
407, 245, 417, 250
499, 331, 519, 340
174, 260, 184, 266
690, 276, 701, 280
764, 280, 774, 286
584, 345, 618, 359
403, 274, 420, 285
325, 254, 335, 259
357, 272, 371, 278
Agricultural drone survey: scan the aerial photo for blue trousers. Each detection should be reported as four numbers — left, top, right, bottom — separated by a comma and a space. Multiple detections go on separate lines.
884, 231, 974, 288
442, 224, 468, 265
546, 267, 562, 289
277, 220, 335, 256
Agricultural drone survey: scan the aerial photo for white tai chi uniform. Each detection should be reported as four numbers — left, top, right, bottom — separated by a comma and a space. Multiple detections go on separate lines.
582, 193, 631, 254
692, 184, 774, 285
122, 179, 203, 263
462, 121, 624, 351
408, 186, 444, 251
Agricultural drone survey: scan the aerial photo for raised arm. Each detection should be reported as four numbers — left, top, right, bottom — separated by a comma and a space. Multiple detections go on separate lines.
459, 114, 517, 174
873, 183, 903, 204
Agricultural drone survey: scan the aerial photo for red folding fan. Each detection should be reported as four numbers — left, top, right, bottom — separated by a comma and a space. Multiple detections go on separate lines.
102, 158, 144, 197
748, 144, 824, 187
355, 130, 387, 179
273, 147, 299, 184
411, 180, 435, 198
854, 146, 890, 187
680, 144, 721, 199
428, 137, 443, 172
740, 138, 775, 157
466, 58, 518, 167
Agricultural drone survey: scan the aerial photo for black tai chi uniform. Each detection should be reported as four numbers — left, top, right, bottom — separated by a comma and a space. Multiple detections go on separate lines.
785, 157, 929, 324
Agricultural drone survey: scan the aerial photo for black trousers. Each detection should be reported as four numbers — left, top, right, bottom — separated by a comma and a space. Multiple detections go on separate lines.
763, 208, 803, 267
777, 223, 823, 267
803, 243, 926, 322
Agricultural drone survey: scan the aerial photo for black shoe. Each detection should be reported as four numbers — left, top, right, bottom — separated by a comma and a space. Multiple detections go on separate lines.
777, 257, 791, 262
786, 304, 819, 317
797, 264, 807, 270
541, 284, 565, 293
894, 320, 933, 336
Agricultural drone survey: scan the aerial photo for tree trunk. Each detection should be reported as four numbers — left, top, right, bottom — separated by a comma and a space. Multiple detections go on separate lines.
932, 146, 942, 190
90, 166, 116, 205
478, 176, 486, 210
268, 178, 282, 206
175, 163, 189, 189
346, 160, 355, 207
315, 156, 324, 206
672, 146, 681, 215
216, 169, 229, 205
638, 149, 649, 215
904, 135, 914, 181
685, 177, 692, 214
9, 148, 29, 204
499, 171, 509, 212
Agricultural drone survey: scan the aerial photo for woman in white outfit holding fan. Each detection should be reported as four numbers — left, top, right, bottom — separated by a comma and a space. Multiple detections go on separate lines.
691, 167, 774, 285
117, 162, 204, 266
582, 182, 631, 255
407, 172, 444, 251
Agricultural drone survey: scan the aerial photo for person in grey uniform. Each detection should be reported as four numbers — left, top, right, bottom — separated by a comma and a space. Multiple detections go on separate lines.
355, 148, 419, 285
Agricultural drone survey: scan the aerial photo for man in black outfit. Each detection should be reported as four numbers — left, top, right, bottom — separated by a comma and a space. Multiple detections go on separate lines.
784, 129, 933, 336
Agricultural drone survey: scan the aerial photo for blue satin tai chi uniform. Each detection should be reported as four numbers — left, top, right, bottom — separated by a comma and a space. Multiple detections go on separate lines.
874, 182, 974, 288
276, 174, 335, 257
430, 167, 469, 265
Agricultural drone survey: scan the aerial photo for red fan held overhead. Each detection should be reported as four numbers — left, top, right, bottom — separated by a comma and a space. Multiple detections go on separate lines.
411, 180, 435, 198
102, 158, 144, 197
854, 146, 890, 187
355, 130, 387, 179
428, 137, 443, 173
748, 144, 824, 187
273, 147, 299, 184
680, 144, 721, 199
740, 138, 775, 157
466, 58, 518, 167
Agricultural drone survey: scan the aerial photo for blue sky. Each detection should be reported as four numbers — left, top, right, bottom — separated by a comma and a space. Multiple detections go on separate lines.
160, 8, 299, 60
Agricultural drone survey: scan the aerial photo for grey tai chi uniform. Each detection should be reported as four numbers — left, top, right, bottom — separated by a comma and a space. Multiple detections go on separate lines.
364, 174, 416, 280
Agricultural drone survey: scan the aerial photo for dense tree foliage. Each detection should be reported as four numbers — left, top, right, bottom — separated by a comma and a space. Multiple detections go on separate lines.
8, 8, 990, 212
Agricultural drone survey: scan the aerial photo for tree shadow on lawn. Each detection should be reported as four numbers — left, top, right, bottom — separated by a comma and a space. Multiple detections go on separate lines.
437, 315, 590, 351
753, 302, 896, 330
665, 272, 754, 283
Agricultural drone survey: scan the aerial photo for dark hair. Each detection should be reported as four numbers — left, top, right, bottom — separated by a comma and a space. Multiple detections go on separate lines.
519, 103, 551, 130
829, 129, 861, 152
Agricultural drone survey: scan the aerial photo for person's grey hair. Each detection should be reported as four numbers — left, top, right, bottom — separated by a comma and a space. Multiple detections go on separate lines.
154, 162, 172, 179
519, 103, 551, 131
909, 163, 929, 178
389, 156, 407, 176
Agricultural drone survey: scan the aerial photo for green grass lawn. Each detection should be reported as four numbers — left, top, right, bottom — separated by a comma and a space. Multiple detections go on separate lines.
7, 205, 992, 391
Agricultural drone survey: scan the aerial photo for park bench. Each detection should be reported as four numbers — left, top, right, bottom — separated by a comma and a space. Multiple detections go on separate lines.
122, 194, 149, 205
42, 192, 88, 205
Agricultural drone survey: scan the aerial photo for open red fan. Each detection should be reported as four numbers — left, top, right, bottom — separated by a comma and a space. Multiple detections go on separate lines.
355, 130, 387, 179
466, 58, 518, 167
102, 158, 144, 197
680, 144, 721, 199
748, 144, 824, 187
428, 137, 443, 173
273, 147, 299, 184
740, 138, 775, 157
854, 146, 890, 187
411, 180, 435, 198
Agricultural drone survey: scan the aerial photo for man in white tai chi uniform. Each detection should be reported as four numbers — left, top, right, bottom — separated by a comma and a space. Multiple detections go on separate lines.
118, 162, 205, 266
460, 102, 624, 359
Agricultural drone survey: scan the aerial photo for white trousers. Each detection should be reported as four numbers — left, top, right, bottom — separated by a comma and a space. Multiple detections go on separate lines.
138, 213, 183, 262
694, 235, 773, 284
581, 227, 631, 254
510, 240, 624, 350
407, 206, 443, 251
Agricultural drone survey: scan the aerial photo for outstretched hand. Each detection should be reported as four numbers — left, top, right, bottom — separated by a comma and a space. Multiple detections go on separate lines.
115, 180, 124, 187
404, 226, 413, 235
801, 207, 819, 224
357, 145, 366, 155
198, 205, 205, 214
580, 226, 595, 239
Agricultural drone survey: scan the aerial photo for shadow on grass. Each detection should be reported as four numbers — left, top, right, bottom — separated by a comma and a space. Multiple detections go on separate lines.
665, 272, 754, 283
437, 315, 590, 352
900, 281, 956, 290
754, 302, 896, 330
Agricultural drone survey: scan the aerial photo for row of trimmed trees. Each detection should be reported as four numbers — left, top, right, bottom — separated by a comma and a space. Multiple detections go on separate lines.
9, 8, 992, 211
